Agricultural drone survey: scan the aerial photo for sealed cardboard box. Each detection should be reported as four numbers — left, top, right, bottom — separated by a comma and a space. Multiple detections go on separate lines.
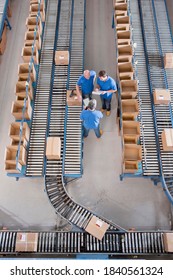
122, 121, 140, 136
153, 89, 171, 105
55, 51, 69, 65
163, 232, 173, 252
67, 90, 82, 106
46, 137, 61, 160
161, 128, 173, 151
85, 216, 109, 240
123, 161, 139, 173
123, 144, 142, 161
5, 145, 27, 166
15, 232, 38, 252
9, 122, 30, 142
164, 53, 173, 68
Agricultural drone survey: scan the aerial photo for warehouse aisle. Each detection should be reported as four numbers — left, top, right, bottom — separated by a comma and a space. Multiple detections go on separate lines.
66, 0, 172, 230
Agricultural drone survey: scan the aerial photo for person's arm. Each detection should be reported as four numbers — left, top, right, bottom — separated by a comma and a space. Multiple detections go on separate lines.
76, 84, 82, 101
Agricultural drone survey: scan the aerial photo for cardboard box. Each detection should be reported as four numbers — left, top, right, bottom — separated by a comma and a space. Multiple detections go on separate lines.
5, 145, 27, 165
118, 55, 132, 64
123, 144, 142, 161
18, 63, 36, 82
117, 30, 130, 40
164, 53, 173, 69
11, 98, 32, 120
21, 46, 39, 65
118, 62, 133, 78
26, 16, 42, 35
9, 122, 30, 142
114, 3, 127, 11
115, 10, 127, 17
163, 232, 173, 252
46, 137, 61, 160
120, 80, 138, 98
5, 162, 22, 174
116, 16, 129, 25
15, 81, 33, 100
118, 39, 131, 46
0, 24, 7, 55
55, 51, 69, 65
67, 90, 82, 106
162, 128, 173, 151
119, 73, 133, 81
123, 135, 139, 144
153, 89, 171, 105
123, 161, 139, 173
121, 100, 139, 119
15, 232, 38, 252
24, 31, 42, 50
118, 45, 132, 57
85, 216, 109, 241
30, 4, 45, 22
116, 23, 130, 32
122, 121, 140, 135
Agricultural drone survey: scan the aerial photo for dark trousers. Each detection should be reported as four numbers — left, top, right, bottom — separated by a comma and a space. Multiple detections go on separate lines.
100, 97, 112, 111
82, 93, 92, 100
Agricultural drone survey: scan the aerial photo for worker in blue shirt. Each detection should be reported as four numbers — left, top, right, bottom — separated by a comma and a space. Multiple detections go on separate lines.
80, 99, 103, 138
95, 70, 117, 116
76, 70, 96, 100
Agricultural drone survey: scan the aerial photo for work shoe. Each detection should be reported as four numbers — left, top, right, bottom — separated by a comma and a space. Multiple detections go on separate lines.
100, 129, 103, 136
100, 108, 105, 113
106, 111, 111, 116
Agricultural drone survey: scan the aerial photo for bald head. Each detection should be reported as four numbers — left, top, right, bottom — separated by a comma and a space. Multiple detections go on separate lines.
83, 70, 90, 79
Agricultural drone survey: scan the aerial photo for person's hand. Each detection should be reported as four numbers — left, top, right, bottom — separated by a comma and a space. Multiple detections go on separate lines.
95, 88, 99, 92
101, 91, 105, 94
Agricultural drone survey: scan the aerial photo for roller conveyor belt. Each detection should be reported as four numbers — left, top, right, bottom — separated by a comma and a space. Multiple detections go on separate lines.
26, 0, 59, 176
0, 230, 170, 256
139, 0, 173, 203
129, 0, 159, 176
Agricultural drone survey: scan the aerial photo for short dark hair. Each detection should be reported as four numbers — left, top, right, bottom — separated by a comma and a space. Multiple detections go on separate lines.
99, 70, 107, 77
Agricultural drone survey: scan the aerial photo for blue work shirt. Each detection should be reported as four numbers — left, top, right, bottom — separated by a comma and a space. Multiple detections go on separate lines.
80, 109, 103, 129
77, 70, 96, 95
97, 76, 117, 99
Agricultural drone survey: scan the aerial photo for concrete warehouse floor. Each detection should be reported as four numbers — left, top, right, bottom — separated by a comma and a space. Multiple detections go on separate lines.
0, 0, 172, 231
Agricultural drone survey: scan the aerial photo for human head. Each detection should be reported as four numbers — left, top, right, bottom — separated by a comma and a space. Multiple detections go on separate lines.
99, 70, 107, 81
88, 99, 97, 111
83, 70, 90, 79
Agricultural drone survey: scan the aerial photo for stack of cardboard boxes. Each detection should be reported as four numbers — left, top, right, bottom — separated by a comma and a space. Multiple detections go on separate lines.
5, 0, 44, 174
114, 0, 142, 174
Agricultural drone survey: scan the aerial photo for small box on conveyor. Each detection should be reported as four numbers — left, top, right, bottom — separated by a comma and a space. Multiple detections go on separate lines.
153, 89, 171, 105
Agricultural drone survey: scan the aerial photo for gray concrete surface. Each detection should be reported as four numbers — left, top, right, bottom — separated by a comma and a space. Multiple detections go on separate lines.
0, 0, 172, 231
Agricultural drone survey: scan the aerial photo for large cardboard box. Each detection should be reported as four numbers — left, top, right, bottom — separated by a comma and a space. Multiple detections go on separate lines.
18, 63, 36, 82
120, 80, 138, 98
118, 45, 132, 58
123, 144, 142, 161
15, 232, 38, 252
161, 128, 173, 151
121, 100, 139, 119
21, 46, 39, 65
5, 162, 22, 174
55, 51, 69, 65
153, 89, 171, 105
114, 3, 127, 11
5, 145, 27, 165
118, 62, 133, 81
116, 16, 129, 25
11, 98, 32, 120
67, 90, 82, 106
164, 53, 173, 69
0, 24, 7, 55
123, 161, 139, 173
122, 121, 140, 136
15, 81, 33, 100
85, 216, 109, 240
117, 30, 130, 40
9, 122, 30, 142
163, 232, 173, 252
26, 16, 42, 35
24, 31, 42, 50
46, 137, 61, 160
118, 55, 132, 64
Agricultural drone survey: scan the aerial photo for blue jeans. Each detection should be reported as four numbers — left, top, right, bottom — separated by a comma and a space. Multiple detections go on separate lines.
100, 96, 112, 111
83, 124, 101, 138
